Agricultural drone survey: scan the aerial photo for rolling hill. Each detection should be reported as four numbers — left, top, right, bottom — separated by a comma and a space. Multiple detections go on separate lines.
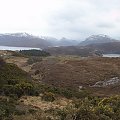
44, 46, 102, 57
86, 42, 120, 54
30, 57, 120, 96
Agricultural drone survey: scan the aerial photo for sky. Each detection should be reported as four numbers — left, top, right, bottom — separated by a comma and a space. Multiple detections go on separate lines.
0, 0, 120, 40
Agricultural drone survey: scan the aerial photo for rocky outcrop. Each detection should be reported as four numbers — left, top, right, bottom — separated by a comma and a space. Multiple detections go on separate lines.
90, 77, 120, 87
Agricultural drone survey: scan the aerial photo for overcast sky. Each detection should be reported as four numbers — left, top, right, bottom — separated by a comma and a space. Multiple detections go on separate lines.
0, 0, 120, 40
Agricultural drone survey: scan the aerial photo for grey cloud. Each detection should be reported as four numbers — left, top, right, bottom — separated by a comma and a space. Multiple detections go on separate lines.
0, 0, 120, 40
46, 0, 120, 40
97, 23, 115, 28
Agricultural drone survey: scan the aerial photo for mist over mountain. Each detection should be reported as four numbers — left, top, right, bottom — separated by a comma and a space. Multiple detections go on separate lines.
56, 37, 80, 46
40, 36, 80, 46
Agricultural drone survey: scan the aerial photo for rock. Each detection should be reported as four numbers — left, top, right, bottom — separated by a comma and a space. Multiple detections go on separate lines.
78, 86, 83, 91
90, 77, 120, 87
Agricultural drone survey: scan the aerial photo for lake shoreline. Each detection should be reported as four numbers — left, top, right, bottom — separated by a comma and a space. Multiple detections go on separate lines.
0, 46, 41, 51
103, 54, 120, 58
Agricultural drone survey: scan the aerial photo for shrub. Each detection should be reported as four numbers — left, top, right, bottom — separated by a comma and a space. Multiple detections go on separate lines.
14, 110, 26, 115
41, 92, 55, 102
12, 51, 25, 57
27, 57, 42, 65
19, 49, 51, 57
28, 109, 37, 114
14, 82, 36, 97
2, 85, 14, 96
0, 57, 5, 66
0, 97, 16, 119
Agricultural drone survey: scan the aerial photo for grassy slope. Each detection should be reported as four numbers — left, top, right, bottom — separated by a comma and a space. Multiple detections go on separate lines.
0, 62, 30, 86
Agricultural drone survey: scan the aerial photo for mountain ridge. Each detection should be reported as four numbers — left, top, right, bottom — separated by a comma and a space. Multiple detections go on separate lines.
79, 34, 119, 46
0, 33, 80, 48
0, 33, 52, 49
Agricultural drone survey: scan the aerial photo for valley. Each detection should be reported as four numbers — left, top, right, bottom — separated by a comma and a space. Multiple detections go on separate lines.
0, 34, 120, 120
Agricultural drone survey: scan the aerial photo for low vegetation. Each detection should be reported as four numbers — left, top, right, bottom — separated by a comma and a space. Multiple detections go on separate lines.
30, 57, 120, 96
12, 49, 50, 57
1, 54, 120, 120
1, 95, 120, 120
19, 49, 51, 57
27, 57, 42, 65
0, 57, 39, 97
44, 46, 102, 57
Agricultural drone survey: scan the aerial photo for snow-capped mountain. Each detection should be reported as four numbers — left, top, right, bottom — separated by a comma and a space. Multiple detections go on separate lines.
0, 33, 52, 49
0, 33, 32, 37
79, 34, 119, 46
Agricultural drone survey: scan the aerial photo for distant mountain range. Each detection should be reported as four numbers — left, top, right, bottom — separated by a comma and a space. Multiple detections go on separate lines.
0, 33, 79, 48
0, 33, 120, 55
78, 34, 120, 54
0, 33, 52, 49
41, 36, 80, 46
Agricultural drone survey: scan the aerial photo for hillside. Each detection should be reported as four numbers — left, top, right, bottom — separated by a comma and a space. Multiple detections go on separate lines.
79, 34, 119, 46
44, 46, 102, 57
0, 58, 29, 85
4, 51, 120, 96
1, 51, 120, 120
30, 57, 120, 96
86, 42, 120, 54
